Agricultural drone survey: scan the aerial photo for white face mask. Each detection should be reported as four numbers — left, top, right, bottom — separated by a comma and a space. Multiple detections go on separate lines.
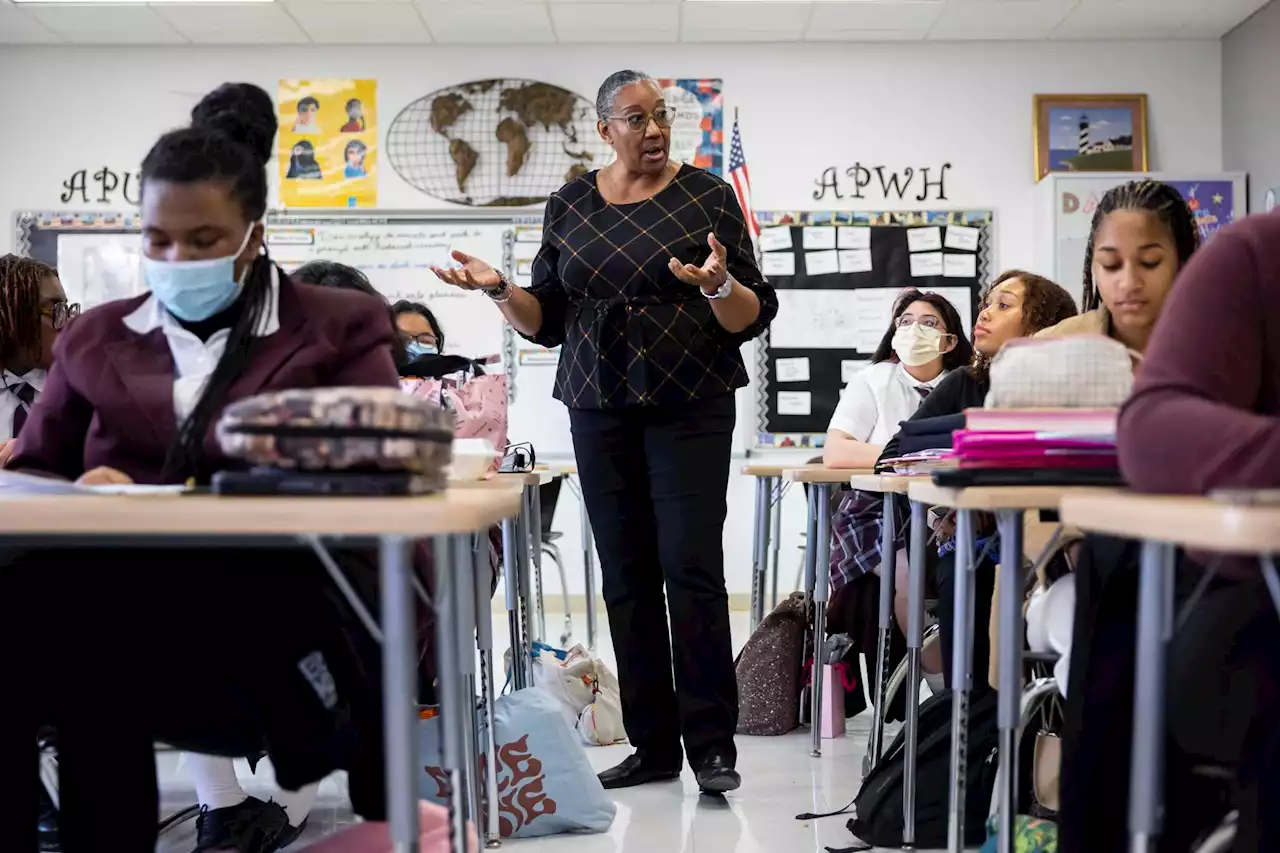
892, 323, 947, 367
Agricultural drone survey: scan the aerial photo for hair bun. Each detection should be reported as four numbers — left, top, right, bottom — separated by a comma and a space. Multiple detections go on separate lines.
191, 83, 277, 166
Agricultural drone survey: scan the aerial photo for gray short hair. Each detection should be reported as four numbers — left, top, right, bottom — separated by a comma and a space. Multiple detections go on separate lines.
595, 70, 654, 122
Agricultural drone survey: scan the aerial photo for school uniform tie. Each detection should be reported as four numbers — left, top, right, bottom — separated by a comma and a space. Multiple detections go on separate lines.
7, 381, 35, 437
915, 385, 932, 400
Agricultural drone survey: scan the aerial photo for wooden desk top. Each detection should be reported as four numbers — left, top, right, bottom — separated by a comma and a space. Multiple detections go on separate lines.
0, 488, 522, 537
494, 470, 555, 487
785, 465, 874, 485
908, 480, 1111, 511
1061, 492, 1280, 555
849, 474, 921, 494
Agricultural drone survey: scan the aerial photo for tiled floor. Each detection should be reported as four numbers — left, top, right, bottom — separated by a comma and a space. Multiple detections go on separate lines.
153, 609, 929, 853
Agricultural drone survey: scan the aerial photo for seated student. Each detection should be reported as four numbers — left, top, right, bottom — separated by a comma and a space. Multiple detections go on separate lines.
878, 271, 1077, 689
393, 300, 445, 358
0, 255, 75, 467
0, 83, 397, 853
1061, 210, 1280, 853
295, 260, 406, 367
823, 288, 972, 470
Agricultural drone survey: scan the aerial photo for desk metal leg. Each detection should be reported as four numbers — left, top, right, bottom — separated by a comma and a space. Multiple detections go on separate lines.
1129, 541, 1174, 853
800, 484, 819, 728
770, 476, 784, 610
580, 484, 599, 651
751, 476, 769, 632
433, 535, 471, 853
473, 535, 502, 848
995, 511, 1025, 853
811, 484, 833, 759
527, 485, 546, 644
379, 536, 420, 853
865, 492, 897, 778
456, 534, 481, 834
947, 510, 976, 853
516, 489, 535, 682
501, 516, 526, 691
903, 498, 928, 848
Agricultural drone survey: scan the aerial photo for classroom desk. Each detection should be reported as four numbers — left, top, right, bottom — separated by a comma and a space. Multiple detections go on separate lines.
741, 463, 792, 631
0, 488, 522, 853
784, 465, 874, 759
546, 462, 600, 650
488, 470, 554, 690
907, 480, 1091, 853
1060, 492, 1280, 853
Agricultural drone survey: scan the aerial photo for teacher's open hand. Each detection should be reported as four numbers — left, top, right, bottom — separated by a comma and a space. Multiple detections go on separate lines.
430, 250, 503, 292
669, 233, 728, 293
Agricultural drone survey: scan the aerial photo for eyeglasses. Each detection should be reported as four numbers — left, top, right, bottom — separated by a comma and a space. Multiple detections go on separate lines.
606, 108, 676, 132
401, 332, 437, 346
895, 314, 944, 330
41, 302, 80, 331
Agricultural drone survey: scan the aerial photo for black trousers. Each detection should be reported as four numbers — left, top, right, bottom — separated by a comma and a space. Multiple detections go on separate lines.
569, 394, 739, 769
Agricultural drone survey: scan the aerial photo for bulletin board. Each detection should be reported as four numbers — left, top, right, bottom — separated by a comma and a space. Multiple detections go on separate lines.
752, 209, 994, 451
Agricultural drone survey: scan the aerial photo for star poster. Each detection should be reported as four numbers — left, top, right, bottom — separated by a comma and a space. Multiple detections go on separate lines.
1166, 180, 1237, 242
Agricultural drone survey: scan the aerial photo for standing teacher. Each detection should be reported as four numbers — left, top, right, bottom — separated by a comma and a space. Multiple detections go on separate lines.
433, 70, 777, 794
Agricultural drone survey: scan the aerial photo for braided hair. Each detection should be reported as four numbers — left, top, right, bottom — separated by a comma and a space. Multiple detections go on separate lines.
143, 82, 279, 483
1081, 179, 1201, 312
0, 254, 57, 370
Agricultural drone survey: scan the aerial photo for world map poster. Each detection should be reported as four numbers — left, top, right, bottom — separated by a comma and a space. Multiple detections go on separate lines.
278, 79, 378, 208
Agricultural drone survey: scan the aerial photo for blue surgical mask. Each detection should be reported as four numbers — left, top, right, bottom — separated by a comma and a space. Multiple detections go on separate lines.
142, 226, 256, 322
406, 341, 438, 358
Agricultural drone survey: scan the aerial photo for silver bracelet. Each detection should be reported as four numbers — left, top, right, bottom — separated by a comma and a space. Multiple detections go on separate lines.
702, 276, 733, 301
485, 273, 513, 304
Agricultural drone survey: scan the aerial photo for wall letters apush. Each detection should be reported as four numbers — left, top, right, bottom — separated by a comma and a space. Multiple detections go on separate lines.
812, 163, 952, 203
61, 168, 142, 206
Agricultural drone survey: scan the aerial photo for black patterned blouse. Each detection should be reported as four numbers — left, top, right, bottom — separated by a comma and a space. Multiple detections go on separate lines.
522, 164, 778, 410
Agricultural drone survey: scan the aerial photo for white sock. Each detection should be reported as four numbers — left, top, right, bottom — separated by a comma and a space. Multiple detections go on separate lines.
188, 754, 249, 812
923, 670, 945, 695
273, 782, 320, 828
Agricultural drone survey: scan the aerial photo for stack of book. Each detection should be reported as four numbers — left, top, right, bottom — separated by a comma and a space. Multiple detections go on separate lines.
953, 408, 1118, 470
876, 447, 956, 475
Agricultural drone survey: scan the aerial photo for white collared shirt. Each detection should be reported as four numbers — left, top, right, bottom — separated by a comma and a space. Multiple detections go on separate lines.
827, 360, 948, 445
1, 368, 46, 442
121, 269, 282, 424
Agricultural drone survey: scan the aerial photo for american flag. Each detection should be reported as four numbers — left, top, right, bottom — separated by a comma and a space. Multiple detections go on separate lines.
728, 117, 761, 241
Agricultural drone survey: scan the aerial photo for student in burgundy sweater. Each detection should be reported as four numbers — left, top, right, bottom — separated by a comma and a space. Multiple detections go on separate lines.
1061, 210, 1280, 853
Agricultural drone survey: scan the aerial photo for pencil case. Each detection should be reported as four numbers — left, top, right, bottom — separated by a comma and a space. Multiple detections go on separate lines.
215, 387, 454, 488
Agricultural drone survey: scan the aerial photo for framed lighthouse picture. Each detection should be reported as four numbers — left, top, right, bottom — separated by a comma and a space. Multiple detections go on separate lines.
1033, 94, 1149, 181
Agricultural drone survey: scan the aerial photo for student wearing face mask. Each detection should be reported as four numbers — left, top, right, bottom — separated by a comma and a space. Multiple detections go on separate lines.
1, 83, 397, 853
824, 289, 972, 470
393, 300, 445, 359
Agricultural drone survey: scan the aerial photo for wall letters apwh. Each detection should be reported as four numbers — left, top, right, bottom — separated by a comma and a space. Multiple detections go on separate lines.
813, 163, 952, 203
61, 167, 142, 206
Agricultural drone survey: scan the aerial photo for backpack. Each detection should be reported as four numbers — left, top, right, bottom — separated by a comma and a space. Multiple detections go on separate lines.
830, 689, 1000, 850
735, 592, 806, 736
402, 363, 509, 472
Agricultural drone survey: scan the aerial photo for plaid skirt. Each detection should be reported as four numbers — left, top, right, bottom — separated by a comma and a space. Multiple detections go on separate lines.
829, 489, 909, 596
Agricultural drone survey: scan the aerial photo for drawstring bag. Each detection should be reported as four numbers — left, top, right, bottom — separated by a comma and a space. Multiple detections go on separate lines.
402, 358, 508, 472
985, 334, 1134, 409
735, 593, 807, 736
530, 643, 626, 746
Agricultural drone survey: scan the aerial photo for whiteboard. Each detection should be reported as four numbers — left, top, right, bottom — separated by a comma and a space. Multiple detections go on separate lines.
56, 232, 145, 307
266, 213, 513, 363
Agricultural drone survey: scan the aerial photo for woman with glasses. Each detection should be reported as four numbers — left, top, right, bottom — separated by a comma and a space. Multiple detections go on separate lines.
0, 254, 77, 467
824, 288, 971, 470
430, 69, 777, 795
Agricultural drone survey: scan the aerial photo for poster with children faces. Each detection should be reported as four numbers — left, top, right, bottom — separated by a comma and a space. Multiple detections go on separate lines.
278, 79, 377, 208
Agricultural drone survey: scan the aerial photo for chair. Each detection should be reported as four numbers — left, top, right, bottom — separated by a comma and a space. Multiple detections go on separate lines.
537, 477, 574, 647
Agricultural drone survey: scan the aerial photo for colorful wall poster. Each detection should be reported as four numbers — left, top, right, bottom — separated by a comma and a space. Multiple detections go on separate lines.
657, 78, 723, 176
1165, 180, 1237, 242
278, 79, 377, 208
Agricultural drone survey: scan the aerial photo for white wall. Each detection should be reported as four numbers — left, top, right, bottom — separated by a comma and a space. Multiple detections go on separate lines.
0, 41, 1225, 604
1223, 0, 1280, 213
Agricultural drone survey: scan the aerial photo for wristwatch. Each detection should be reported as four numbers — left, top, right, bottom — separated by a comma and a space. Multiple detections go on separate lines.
484, 271, 513, 303
702, 276, 733, 301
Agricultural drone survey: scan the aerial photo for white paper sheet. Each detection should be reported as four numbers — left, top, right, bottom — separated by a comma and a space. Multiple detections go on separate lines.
775, 357, 811, 383
842, 359, 869, 384
944, 224, 980, 252
852, 288, 901, 352
925, 286, 975, 336
944, 253, 977, 279
758, 226, 794, 252
772, 290, 859, 349
910, 251, 944, 277
802, 227, 836, 250
776, 391, 812, 417
837, 227, 872, 250
0, 470, 86, 495
838, 248, 873, 274
762, 252, 796, 277
804, 250, 840, 276
906, 226, 942, 253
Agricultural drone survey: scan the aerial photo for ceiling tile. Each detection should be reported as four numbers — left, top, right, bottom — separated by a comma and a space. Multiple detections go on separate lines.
550, 3, 677, 41
1182, 0, 1272, 37
23, 4, 184, 44
1051, 0, 1203, 39
808, 0, 942, 32
805, 27, 930, 41
929, 0, 1077, 39
154, 3, 310, 43
0, 5, 62, 43
286, 1, 432, 42
681, 2, 810, 41
415, 1, 554, 42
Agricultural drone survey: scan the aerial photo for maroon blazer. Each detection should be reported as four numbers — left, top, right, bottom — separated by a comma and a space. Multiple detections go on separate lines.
11, 275, 400, 485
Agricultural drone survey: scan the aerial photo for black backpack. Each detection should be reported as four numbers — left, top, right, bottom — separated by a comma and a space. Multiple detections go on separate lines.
804, 689, 999, 851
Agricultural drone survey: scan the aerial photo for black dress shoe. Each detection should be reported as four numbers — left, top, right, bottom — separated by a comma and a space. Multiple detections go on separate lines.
597, 753, 682, 790
193, 796, 289, 853
695, 750, 741, 794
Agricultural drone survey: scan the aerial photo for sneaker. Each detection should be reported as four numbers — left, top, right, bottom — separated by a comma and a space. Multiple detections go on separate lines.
192, 796, 288, 853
